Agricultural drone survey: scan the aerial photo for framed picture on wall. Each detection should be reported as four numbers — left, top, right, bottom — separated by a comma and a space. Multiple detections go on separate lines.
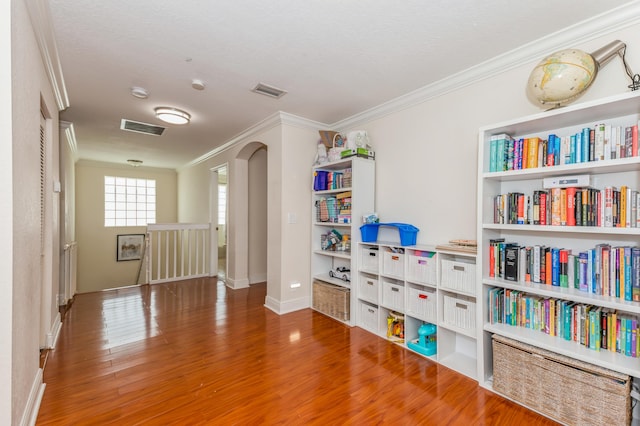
116, 234, 145, 261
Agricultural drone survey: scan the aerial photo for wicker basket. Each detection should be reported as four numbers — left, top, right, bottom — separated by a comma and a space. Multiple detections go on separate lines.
312, 280, 350, 321
492, 334, 631, 425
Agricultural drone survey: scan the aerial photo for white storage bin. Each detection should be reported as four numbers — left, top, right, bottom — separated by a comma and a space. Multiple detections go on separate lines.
440, 258, 475, 294
383, 251, 404, 278
361, 247, 379, 272
359, 302, 378, 333
407, 286, 436, 322
442, 294, 476, 331
358, 276, 378, 303
382, 280, 404, 312
407, 252, 437, 284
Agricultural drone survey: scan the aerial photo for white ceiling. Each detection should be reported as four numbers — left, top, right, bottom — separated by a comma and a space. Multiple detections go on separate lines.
47, 0, 633, 169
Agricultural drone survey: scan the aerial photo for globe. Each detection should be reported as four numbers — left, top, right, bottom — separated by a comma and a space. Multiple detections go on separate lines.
527, 48, 597, 107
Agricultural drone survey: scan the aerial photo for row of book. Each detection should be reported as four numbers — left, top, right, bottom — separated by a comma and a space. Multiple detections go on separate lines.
312, 168, 352, 191
493, 185, 640, 228
488, 288, 639, 357
489, 240, 640, 302
488, 122, 640, 173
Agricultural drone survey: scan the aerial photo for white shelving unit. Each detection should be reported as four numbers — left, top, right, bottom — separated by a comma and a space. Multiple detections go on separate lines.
311, 157, 375, 325
356, 241, 478, 380
476, 91, 640, 419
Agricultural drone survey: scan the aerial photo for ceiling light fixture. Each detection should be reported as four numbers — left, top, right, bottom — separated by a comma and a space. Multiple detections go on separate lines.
127, 159, 143, 167
130, 87, 149, 99
154, 107, 191, 125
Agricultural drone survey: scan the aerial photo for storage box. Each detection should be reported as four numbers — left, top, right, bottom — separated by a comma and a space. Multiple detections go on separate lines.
361, 247, 379, 272
440, 258, 475, 294
359, 222, 419, 246
358, 276, 378, 303
407, 286, 436, 322
407, 252, 437, 284
312, 281, 350, 321
360, 224, 379, 242
382, 281, 404, 312
492, 334, 631, 425
383, 251, 404, 278
442, 293, 475, 331
359, 301, 378, 333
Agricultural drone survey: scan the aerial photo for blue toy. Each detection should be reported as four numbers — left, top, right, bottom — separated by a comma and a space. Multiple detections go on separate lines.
407, 323, 437, 356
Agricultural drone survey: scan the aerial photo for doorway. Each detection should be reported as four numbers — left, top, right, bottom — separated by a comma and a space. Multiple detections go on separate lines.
210, 165, 228, 280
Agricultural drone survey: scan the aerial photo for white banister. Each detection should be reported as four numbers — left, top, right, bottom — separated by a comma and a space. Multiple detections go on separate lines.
146, 223, 210, 284
62, 241, 77, 304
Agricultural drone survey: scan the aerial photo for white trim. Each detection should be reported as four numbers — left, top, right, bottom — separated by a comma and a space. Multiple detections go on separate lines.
264, 295, 309, 315
24, 0, 69, 110
44, 312, 61, 349
225, 277, 249, 289
60, 121, 77, 158
331, 2, 640, 131
180, 111, 328, 170
19, 369, 45, 426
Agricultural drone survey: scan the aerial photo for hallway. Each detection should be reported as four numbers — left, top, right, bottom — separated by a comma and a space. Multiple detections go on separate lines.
36, 279, 555, 425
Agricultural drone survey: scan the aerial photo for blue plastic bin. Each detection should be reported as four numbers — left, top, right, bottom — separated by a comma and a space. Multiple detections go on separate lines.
359, 222, 419, 246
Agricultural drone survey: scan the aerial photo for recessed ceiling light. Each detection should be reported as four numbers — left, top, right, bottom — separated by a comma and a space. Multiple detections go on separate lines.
127, 159, 143, 167
154, 107, 191, 125
130, 87, 148, 99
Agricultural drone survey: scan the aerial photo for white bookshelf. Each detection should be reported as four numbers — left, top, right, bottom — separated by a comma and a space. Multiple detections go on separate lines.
476, 90, 640, 418
310, 157, 375, 325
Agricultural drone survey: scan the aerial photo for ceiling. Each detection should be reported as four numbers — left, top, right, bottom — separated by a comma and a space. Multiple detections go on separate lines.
47, 0, 633, 169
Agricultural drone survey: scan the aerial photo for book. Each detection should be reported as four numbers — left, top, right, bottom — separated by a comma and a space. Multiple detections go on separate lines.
504, 245, 520, 282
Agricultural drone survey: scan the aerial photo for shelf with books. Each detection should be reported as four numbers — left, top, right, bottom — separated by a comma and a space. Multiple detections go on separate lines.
477, 90, 640, 419
355, 242, 478, 380
483, 277, 640, 314
311, 156, 375, 325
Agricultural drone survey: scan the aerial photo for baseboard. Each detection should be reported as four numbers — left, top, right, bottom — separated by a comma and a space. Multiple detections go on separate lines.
264, 295, 309, 315
19, 368, 45, 426
45, 312, 62, 349
225, 277, 249, 289
249, 273, 267, 285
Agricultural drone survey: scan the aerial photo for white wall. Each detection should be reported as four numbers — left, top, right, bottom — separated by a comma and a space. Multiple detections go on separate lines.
178, 114, 319, 308
7, 0, 60, 423
0, 0, 12, 422
335, 26, 640, 247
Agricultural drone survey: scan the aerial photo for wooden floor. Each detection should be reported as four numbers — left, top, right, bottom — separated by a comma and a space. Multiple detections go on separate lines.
37, 278, 557, 425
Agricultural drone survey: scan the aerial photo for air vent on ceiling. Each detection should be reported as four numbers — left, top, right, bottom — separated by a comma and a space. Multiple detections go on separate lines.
120, 119, 165, 136
251, 83, 287, 99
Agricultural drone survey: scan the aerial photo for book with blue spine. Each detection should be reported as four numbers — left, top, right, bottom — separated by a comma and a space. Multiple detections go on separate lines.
582, 127, 591, 163
624, 247, 632, 301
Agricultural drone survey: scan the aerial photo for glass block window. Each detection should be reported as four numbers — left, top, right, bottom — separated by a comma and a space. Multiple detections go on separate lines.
104, 176, 156, 227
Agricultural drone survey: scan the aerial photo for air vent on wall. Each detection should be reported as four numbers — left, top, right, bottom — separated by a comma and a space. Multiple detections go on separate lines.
120, 119, 165, 136
251, 83, 287, 99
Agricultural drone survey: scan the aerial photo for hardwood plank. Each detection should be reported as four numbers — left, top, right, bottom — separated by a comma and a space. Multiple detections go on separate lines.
37, 278, 558, 425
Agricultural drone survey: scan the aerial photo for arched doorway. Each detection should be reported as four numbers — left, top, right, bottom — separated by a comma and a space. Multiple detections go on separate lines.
224, 141, 268, 289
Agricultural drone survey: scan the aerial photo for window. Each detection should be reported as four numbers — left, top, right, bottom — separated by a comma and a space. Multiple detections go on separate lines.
104, 176, 156, 227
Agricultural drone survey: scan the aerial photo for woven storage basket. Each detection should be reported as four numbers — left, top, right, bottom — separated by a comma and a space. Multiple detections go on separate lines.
312, 280, 350, 321
492, 334, 631, 425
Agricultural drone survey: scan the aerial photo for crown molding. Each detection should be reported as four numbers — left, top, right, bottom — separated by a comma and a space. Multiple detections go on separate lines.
331, 1, 640, 131
25, 0, 69, 111
59, 121, 77, 159
180, 111, 328, 170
